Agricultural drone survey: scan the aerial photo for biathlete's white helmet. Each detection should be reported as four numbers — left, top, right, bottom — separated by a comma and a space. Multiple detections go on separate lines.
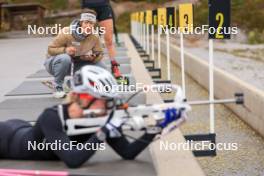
71, 65, 119, 99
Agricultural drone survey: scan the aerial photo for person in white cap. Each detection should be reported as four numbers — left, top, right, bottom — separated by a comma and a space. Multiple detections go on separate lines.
44, 9, 106, 99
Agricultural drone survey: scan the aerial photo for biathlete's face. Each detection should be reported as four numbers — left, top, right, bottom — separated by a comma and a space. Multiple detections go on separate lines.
68, 93, 106, 119
80, 21, 95, 35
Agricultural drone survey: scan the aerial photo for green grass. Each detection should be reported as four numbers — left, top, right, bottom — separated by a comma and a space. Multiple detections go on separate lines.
7, 0, 80, 10
194, 0, 264, 43
116, 12, 130, 33
113, 0, 173, 3
215, 48, 264, 62
3, 0, 264, 43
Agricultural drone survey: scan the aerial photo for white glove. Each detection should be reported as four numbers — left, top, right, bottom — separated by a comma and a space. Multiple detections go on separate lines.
125, 116, 145, 131
105, 123, 122, 138
104, 116, 125, 138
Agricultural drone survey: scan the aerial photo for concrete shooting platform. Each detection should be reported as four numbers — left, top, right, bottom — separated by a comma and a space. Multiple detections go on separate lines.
0, 34, 156, 176
0, 34, 205, 176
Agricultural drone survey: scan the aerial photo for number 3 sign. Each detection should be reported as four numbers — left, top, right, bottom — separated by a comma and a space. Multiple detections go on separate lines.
179, 3, 193, 33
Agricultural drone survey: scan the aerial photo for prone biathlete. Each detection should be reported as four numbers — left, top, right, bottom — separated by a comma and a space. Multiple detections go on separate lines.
0, 66, 177, 168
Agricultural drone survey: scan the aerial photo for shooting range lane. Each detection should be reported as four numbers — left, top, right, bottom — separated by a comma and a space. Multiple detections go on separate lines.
0, 34, 156, 176
131, 4, 264, 174
0, 97, 61, 121
5, 79, 142, 98
125, 34, 205, 176
0, 37, 51, 103
23, 64, 132, 76
157, 43, 264, 176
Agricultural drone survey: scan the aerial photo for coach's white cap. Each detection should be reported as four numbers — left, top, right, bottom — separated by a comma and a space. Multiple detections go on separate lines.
80, 13, 96, 23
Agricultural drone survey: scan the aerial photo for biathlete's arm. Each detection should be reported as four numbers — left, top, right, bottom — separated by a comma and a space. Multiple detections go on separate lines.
37, 108, 103, 168
106, 133, 157, 160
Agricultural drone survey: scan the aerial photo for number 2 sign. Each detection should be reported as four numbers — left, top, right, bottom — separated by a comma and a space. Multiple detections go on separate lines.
209, 0, 231, 39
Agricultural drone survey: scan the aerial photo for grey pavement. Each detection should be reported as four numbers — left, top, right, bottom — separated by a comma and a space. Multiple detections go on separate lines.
0, 36, 155, 176
0, 37, 49, 102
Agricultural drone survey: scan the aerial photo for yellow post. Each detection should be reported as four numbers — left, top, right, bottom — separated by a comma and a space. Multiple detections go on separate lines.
158, 8, 167, 27
179, 3, 193, 32
146, 10, 152, 25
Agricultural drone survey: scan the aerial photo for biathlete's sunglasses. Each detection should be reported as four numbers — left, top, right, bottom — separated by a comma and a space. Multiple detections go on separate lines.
78, 93, 94, 101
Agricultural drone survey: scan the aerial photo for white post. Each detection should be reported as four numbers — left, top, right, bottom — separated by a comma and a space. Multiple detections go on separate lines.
166, 26, 171, 80
146, 24, 150, 55
139, 22, 141, 44
143, 24, 146, 51
157, 25, 161, 68
151, 25, 155, 61
140, 23, 142, 47
130, 21, 132, 36
134, 22, 136, 37
135, 21, 137, 41
180, 32, 186, 98
133, 22, 136, 38
137, 22, 140, 43
130, 20, 135, 37
134, 21, 137, 40
209, 39, 215, 133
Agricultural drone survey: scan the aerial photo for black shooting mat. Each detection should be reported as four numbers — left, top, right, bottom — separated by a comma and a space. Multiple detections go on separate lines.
104, 51, 127, 57
27, 62, 131, 78
104, 46, 127, 51
0, 97, 61, 121
5, 80, 146, 104
27, 66, 131, 78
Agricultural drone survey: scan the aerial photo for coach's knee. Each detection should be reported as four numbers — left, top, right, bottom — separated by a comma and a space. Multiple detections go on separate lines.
54, 54, 72, 67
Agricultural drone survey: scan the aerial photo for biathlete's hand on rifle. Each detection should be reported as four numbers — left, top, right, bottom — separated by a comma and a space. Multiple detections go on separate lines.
65, 46, 77, 56
96, 113, 125, 141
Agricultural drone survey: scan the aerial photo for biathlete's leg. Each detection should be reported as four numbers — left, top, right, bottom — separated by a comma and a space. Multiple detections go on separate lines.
111, 6, 120, 45
99, 19, 116, 59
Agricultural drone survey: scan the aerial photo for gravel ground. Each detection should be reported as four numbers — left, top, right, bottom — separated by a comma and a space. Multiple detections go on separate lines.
154, 53, 264, 176
170, 37, 264, 91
